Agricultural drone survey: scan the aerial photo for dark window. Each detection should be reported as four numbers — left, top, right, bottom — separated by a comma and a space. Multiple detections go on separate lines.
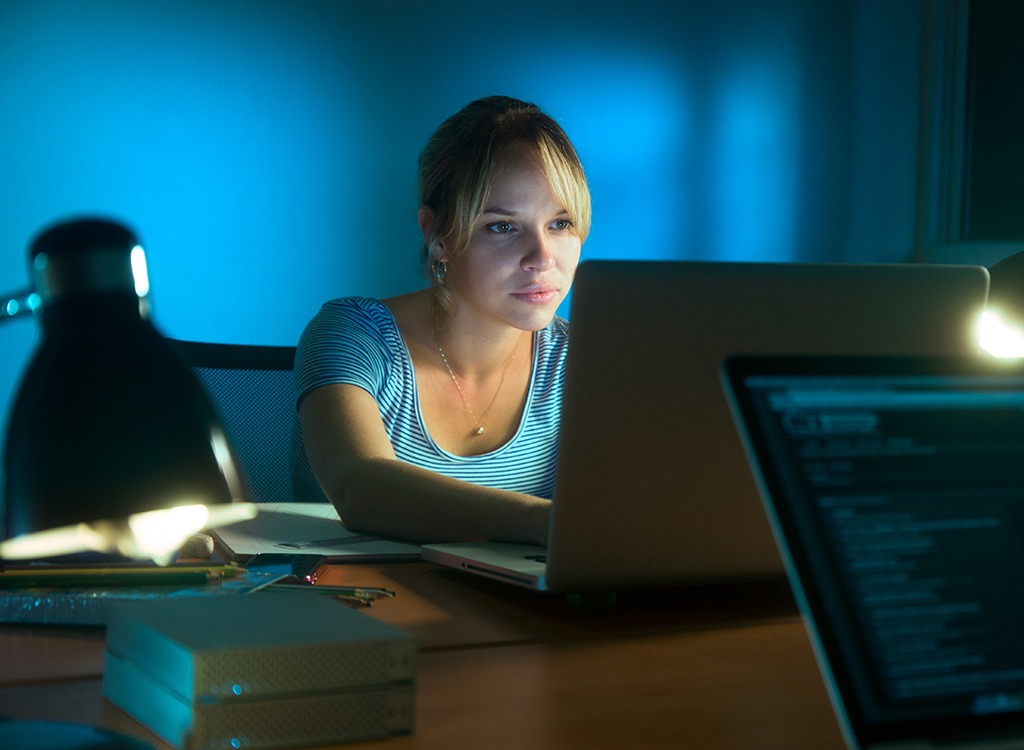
962, 0, 1024, 240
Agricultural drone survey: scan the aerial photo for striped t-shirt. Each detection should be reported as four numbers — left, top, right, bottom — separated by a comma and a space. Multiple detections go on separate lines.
294, 297, 568, 499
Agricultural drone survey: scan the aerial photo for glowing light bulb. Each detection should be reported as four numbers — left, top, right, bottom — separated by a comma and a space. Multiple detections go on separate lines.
977, 309, 1024, 359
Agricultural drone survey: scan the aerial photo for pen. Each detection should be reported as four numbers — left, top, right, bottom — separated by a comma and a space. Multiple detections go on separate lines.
267, 583, 396, 602
319, 585, 395, 599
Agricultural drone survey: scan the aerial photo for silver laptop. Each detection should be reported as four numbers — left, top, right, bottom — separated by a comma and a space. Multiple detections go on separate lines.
421, 260, 990, 593
722, 354, 1024, 750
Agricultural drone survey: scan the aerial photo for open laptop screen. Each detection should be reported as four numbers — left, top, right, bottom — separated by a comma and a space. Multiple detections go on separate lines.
723, 356, 1024, 749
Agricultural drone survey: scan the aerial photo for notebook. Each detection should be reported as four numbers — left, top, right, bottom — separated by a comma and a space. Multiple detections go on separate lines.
421, 259, 990, 593
722, 354, 1024, 750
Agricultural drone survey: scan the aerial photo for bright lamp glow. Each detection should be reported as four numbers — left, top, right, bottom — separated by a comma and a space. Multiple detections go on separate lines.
0, 524, 111, 561
127, 504, 218, 561
0, 503, 258, 565
977, 309, 1024, 359
130, 244, 150, 298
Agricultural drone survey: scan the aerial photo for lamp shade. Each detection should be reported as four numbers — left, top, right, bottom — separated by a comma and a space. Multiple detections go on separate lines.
2, 218, 247, 561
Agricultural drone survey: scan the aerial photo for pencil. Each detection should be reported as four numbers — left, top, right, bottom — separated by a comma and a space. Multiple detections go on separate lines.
0, 565, 240, 589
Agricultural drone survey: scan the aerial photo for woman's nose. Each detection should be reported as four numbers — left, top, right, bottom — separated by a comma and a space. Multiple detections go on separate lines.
521, 230, 555, 271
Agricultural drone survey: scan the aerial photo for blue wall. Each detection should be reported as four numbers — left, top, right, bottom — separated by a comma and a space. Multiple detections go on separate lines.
1, 0, 923, 440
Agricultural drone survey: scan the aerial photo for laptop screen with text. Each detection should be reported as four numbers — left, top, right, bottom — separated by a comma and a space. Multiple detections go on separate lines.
723, 356, 1024, 749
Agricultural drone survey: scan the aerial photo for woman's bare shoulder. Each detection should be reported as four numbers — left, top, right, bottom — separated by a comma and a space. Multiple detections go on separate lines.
382, 290, 432, 342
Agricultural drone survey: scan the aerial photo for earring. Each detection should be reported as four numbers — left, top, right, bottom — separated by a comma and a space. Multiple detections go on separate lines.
431, 258, 448, 287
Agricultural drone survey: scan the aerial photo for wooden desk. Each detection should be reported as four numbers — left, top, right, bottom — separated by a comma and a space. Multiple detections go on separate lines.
0, 562, 847, 749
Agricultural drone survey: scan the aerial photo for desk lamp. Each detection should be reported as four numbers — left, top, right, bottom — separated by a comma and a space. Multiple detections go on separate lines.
1, 217, 255, 564
978, 251, 1024, 358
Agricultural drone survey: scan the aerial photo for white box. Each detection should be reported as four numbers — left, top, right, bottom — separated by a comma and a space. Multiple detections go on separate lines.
102, 592, 416, 749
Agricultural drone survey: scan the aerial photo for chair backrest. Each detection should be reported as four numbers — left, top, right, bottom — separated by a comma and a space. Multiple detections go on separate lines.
168, 339, 304, 503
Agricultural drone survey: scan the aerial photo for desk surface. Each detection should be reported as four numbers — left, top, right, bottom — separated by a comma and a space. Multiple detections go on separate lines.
0, 561, 847, 749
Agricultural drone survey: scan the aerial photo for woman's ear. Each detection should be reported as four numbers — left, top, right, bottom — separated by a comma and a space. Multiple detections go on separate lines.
418, 206, 446, 261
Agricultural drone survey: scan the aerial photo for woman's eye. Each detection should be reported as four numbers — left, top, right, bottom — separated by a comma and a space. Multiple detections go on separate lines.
552, 218, 573, 231
488, 221, 514, 234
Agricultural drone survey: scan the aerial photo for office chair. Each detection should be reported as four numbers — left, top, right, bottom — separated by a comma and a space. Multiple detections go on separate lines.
168, 339, 321, 503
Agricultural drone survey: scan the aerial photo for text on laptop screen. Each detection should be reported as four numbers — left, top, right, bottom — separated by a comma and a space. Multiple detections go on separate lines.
738, 368, 1024, 735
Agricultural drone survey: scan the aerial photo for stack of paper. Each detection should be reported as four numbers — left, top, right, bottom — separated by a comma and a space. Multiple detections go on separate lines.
103, 591, 416, 749
212, 502, 421, 561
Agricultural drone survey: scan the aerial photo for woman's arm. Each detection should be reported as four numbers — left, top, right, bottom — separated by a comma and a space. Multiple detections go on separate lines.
298, 382, 551, 545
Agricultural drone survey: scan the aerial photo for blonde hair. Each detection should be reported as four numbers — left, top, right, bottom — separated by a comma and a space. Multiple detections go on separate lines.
418, 96, 591, 325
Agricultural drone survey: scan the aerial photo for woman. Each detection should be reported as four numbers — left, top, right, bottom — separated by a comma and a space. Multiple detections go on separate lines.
295, 95, 591, 544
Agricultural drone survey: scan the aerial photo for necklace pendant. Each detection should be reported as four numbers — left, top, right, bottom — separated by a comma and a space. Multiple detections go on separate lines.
475, 426, 485, 435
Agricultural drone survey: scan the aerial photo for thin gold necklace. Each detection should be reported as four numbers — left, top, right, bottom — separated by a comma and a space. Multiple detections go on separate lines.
436, 336, 519, 436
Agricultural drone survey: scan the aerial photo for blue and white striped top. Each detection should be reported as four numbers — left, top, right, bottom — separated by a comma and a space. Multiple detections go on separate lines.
294, 297, 568, 499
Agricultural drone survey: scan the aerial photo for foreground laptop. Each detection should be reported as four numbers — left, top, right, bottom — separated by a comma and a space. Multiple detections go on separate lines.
422, 259, 990, 594
722, 354, 1024, 750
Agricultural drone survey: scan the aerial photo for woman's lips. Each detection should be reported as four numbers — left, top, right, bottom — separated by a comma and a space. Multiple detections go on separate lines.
511, 285, 557, 304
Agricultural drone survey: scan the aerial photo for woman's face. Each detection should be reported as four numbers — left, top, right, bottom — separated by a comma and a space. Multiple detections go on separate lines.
441, 155, 582, 333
